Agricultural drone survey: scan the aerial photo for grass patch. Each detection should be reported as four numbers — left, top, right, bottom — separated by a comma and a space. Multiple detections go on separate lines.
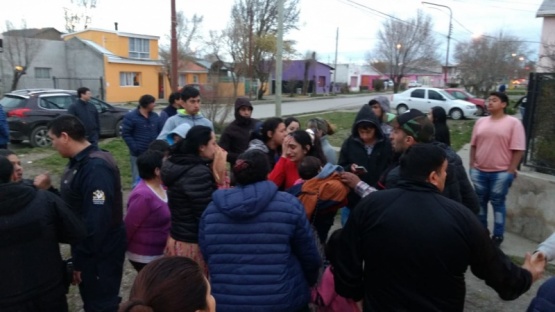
35, 138, 134, 190
448, 119, 475, 151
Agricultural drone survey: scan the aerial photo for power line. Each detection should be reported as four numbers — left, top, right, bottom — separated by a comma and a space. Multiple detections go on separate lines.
451, 0, 537, 13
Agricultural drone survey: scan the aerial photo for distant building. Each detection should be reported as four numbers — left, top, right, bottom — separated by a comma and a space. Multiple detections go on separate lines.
537, 0, 555, 72
271, 60, 334, 95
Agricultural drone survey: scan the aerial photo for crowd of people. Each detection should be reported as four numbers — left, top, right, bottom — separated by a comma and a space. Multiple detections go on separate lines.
0, 86, 553, 312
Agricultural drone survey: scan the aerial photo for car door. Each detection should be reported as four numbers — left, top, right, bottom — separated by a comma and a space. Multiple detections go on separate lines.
89, 97, 115, 136
408, 89, 426, 111
426, 89, 447, 113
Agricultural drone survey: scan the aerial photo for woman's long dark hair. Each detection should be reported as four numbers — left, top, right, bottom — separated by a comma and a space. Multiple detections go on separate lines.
251, 117, 284, 143
170, 125, 213, 156
431, 106, 451, 146
290, 130, 327, 165
119, 257, 209, 312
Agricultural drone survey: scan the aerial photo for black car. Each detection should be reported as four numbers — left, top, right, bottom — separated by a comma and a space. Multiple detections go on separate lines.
0, 89, 129, 147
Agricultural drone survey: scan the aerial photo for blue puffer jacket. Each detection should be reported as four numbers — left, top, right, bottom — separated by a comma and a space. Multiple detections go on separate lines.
199, 180, 322, 312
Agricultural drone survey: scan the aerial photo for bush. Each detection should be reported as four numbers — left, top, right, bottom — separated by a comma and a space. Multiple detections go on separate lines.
373, 80, 385, 92
360, 86, 369, 92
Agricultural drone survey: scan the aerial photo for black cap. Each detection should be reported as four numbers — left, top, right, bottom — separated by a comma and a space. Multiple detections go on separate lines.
392, 109, 435, 143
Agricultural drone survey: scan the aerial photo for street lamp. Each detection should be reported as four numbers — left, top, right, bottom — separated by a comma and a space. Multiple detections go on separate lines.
422, 1, 452, 86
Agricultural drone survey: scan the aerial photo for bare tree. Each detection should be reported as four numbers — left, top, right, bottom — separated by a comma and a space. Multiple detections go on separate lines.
63, 0, 97, 33
537, 42, 555, 72
302, 51, 317, 95
454, 32, 531, 97
2, 21, 43, 91
159, 12, 203, 89
229, 0, 300, 100
372, 11, 440, 93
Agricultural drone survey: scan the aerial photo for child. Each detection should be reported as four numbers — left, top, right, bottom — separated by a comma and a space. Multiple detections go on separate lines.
311, 229, 361, 312
294, 155, 322, 185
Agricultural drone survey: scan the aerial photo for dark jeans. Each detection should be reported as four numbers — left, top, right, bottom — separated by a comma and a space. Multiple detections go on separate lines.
2, 292, 68, 312
129, 260, 147, 272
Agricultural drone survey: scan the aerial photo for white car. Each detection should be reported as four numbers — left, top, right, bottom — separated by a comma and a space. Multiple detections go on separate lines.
392, 87, 477, 120
408, 81, 422, 88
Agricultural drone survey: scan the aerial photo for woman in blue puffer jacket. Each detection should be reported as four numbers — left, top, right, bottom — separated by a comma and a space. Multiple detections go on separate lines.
199, 149, 322, 312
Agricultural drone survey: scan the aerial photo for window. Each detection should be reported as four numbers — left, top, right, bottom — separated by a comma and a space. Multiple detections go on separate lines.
318, 76, 326, 87
120, 72, 141, 86
350, 76, 357, 88
193, 74, 199, 83
428, 90, 443, 100
89, 97, 108, 113
39, 96, 72, 110
410, 89, 425, 99
179, 74, 186, 87
35, 67, 51, 79
452, 91, 466, 100
129, 37, 150, 59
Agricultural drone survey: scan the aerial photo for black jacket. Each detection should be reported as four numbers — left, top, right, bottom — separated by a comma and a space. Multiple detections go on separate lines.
334, 180, 532, 312
219, 113, 258, 165
0, 183, 86, 307
162, 154, 216, 243
338, 105, 392, 209
68, 99, 100, 144
384, 141, 480, 214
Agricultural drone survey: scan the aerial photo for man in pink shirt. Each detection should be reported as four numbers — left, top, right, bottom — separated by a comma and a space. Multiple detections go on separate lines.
469, 91, 526, 247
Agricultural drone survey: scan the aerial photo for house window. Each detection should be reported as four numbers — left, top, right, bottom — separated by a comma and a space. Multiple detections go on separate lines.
178, 74, 186, 87
35, 67, 51, 79
129, 37, 150, 59
193, 74, 199, 83
350, 76, 357, 88
120, 72, 141, 86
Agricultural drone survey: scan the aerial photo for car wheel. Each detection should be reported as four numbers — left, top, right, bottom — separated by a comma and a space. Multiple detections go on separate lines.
450, 108, 464, 120
397, 104, 408, 115
476, 106, 484, 116
30, 126, 52, 148
115, 119, 123, 137
9, 139, 23, 144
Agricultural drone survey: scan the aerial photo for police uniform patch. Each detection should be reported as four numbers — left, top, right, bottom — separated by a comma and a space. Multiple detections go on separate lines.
92, 190, 106, 205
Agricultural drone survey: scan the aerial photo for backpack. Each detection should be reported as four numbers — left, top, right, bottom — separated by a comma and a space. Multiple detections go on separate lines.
297, 172, 349, 220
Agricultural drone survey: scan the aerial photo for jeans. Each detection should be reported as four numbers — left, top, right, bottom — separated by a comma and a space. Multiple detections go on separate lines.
130, 155, 139, 187
340, 207, 350, 227
469, 168, 514, 237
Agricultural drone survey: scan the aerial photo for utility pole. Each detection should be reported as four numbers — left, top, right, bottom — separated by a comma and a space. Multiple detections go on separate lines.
333, 27, 338, 95
275, 0, 284, 117
170, 0, 178, 92
422, 2, 452, 87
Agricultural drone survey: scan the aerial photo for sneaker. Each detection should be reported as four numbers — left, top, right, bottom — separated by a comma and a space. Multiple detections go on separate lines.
492, 236, 504, 247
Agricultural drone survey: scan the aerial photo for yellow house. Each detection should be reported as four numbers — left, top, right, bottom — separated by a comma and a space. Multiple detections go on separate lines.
62, 28, 170, 103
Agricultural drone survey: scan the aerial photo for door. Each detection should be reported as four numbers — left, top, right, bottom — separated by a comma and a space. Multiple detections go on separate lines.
426, 89, 446, 113
408, 89, 426, 110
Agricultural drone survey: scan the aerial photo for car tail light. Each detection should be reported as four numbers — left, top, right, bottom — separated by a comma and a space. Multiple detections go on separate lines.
7, 108, 31, 118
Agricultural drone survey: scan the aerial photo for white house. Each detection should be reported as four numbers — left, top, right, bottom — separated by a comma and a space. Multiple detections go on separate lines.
537, 0, 555, 72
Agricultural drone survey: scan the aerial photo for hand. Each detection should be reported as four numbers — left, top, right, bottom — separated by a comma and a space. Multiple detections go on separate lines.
508, 170, 517, 178
72, 271, 82, 285
350, 163, 359, 173
33, 173, 52, 190
522, 252, 545, 283
281, 135, 293, 157
340, 172, 361, 189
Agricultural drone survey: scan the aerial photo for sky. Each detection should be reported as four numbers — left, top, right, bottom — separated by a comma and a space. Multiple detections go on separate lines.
0, 0, 545, 64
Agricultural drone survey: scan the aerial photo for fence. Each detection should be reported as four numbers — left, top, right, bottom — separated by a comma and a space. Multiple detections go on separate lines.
52, 77, 105, 100
523, 72, 555, 174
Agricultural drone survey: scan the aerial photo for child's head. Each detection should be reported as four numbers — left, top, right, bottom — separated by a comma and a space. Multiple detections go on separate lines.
326, 229, 342, 266
297, 156, 322, 180
356, 121, 378, 144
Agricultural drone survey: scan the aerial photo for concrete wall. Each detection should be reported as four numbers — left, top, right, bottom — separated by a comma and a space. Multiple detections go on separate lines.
506, 170, 555, 242
65, 38, 105, 97
538, 17, 555, 72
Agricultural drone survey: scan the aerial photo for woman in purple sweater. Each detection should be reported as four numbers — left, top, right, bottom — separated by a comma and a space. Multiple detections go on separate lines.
124, 150, 171, 272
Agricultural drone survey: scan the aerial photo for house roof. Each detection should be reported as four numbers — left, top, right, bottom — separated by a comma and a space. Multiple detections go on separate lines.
2, 27, 62, 38
537, 0, 555, 17
77, 38, 162, 66
61, 28, 159, 40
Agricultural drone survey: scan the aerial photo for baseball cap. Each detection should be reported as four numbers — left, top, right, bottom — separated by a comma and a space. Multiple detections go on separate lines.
391, 109, 435, 143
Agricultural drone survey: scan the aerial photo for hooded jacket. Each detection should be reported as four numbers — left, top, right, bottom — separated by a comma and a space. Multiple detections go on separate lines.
219, 99, 258, 165
0, 183, 86, 307
431, 106, 451, 146
338, 105, 393, 209
199, 180, 322, 312
161, 154, 216, 243
247, 139, 279, 169
334, 180, 531, 311
157, 109, 214, 140
372, 96, 393, 136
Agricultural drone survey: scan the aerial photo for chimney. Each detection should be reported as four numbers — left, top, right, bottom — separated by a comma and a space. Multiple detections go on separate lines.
114, 22, 118, 31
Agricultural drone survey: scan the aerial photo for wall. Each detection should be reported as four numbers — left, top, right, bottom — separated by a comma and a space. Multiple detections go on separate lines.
104, 62, 161, 103
65, 38, 105, 97
538, 17, 555, 72
505, 170, 555, 242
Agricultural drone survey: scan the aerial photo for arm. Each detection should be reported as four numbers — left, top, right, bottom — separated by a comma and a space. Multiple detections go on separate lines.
49, 191, 87, 244
469, 145, 476, 169
340, 172, 377, 198
455, 164, 480, 214
508, 150, 524, 174
337, 140, 352, 172
218, 131, 238, 164
537, 233, 555, 262
71, 161, 117, 271
121, 115, 137, 154
268, 156, 288, 188
67, 104, 76, 116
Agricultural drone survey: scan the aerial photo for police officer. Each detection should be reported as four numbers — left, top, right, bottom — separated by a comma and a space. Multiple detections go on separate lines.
47, 115, 126, 312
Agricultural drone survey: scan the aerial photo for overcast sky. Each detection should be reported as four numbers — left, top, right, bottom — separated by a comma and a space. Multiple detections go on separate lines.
0, 0, 545, 64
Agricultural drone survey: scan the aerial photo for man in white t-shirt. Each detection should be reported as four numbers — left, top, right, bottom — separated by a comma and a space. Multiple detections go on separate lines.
469, 91, 526, 247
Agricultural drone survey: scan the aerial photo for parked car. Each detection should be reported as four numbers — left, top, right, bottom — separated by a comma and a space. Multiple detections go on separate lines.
408, 81, 422, 88
392, 87, 477, 120
444, 88, 487, 116
0, 89, 129, 147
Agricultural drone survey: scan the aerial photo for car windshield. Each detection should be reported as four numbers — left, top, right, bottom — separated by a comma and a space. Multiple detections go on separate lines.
0, 95, 26, 109
461, 90, 477, 98
439, 91, 455, 100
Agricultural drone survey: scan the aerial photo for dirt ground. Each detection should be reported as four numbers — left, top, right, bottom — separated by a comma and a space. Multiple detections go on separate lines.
10, 144, 548, 311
